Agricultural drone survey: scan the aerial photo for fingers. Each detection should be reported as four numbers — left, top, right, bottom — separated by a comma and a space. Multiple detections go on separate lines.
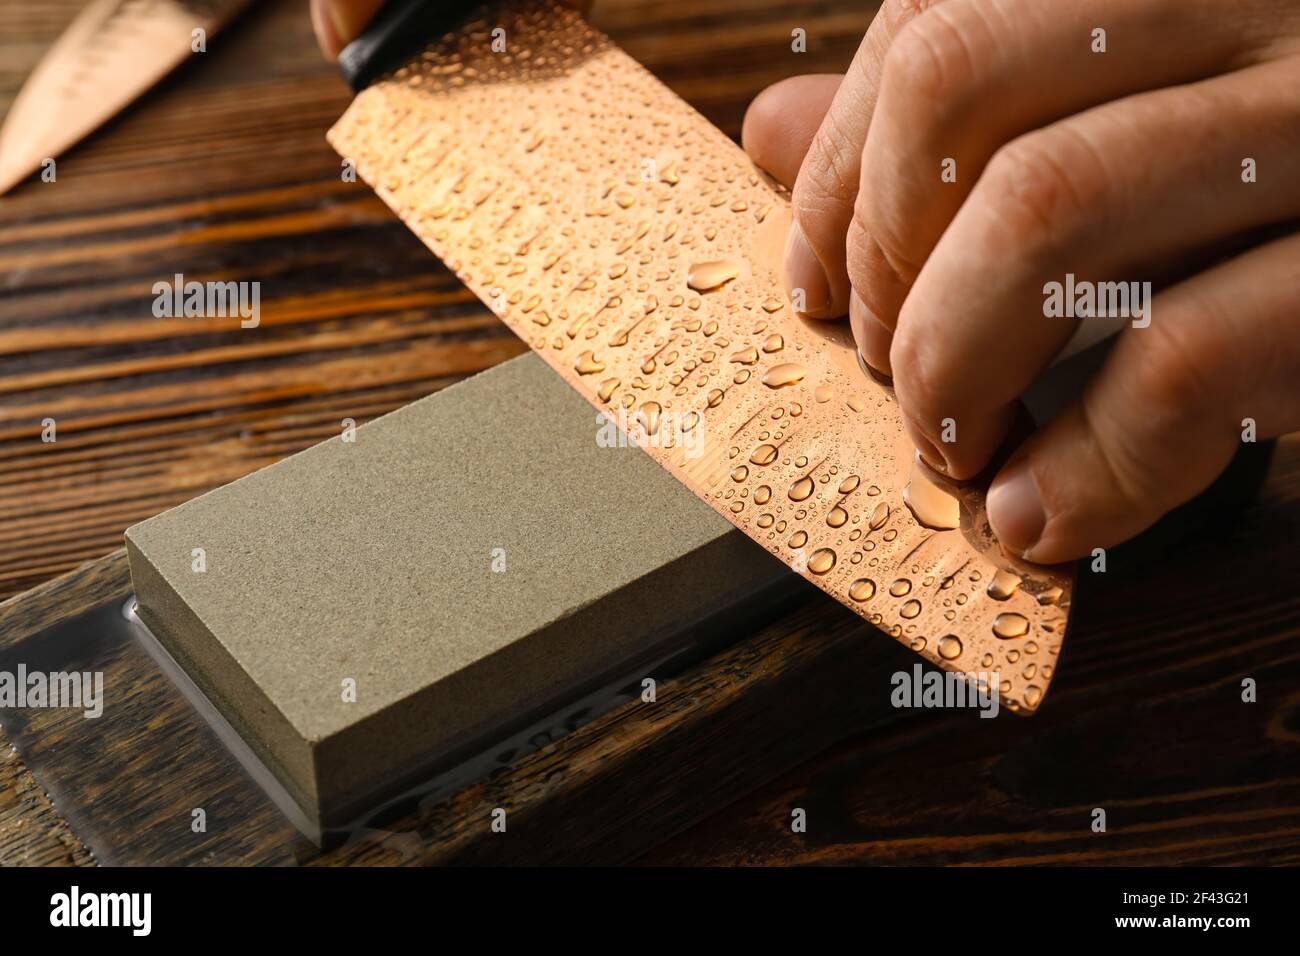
888, 55, 1300, 479
742, 75, 844, 190
311, 0, 386, 59
987, 228, 1300, 563
783, 0, 949, 318
849, 0, 1274, 339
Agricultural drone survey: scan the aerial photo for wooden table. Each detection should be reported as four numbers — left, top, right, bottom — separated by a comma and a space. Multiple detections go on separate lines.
3, 0, 1298, 866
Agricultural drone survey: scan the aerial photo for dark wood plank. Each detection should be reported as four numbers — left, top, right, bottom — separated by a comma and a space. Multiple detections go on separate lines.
3, 0, 1298, 868
0, 744, 96, 867
0, 549, 130, 650
646, 437, 1300, 865
6, 438, 1300, 867
0, 0, 870, 598
0, 551, 131, 866
0, 0, 874, 866
0, 549, 917, 866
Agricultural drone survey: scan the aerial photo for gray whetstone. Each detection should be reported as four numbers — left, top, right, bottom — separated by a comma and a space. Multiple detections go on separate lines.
125, 353, 789, 827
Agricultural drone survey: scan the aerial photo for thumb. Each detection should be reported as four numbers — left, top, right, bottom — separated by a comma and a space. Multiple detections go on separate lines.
987, 233, 1300, 564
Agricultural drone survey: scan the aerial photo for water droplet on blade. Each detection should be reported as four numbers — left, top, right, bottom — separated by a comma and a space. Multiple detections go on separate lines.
760, 362, 807, 389
574, 350, 605, 375
992, 612, 1030, 639
687, 259, 741, 291
788, 476, 815, 501
848, 578, 875, 602
937, 635, 964, 660
808, 548, 836, 575
901, 458, 960, 530
987, 569, 1021, 601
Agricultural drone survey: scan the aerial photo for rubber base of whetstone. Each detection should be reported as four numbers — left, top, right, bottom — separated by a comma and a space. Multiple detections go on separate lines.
124, 353, 791, 827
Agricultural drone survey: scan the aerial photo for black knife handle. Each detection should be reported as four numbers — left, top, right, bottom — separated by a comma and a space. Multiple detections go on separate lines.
338, 0, 481, 91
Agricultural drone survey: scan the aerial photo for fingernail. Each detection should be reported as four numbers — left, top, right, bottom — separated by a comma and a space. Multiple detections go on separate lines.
914, 436, 948, 474
783, 222, 830, 315
987, 459, 1047, 559
903, 417, 948, 473
849, 290, 892, 374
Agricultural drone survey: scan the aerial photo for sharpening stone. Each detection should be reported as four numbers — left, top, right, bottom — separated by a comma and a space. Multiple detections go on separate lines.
125, 353, 790, 829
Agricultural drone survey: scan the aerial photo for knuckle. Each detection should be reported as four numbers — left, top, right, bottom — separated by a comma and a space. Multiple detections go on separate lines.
980, 133, 1100, 253
796, 104, 865, 210
879, 0, 945, 39
1074, 308, 1234, 519
851, 180, 923, 285
844, 211, 875, 289
882, 7, 976, 106
845, 212, 915, 321
1137, 314, 1220, 424
1078, 397, 1169, 513
1082, 333, 1221, 515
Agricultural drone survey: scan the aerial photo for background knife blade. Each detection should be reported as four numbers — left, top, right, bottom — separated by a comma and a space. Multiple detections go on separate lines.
0, 0, 252, 195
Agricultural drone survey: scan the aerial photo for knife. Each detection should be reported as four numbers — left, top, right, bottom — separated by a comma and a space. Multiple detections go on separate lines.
327, 0, 1076, 713
0, 0, 253, 196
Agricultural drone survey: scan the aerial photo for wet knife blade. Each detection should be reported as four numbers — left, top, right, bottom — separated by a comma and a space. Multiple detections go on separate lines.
329, 0, 1074, 713
0, 0, 252, 196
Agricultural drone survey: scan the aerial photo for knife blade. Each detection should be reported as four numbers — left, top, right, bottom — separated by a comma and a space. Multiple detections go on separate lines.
0, 0, 252, 196
329, 0, 1074, 713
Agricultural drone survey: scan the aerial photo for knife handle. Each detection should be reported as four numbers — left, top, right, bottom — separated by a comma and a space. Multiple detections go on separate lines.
338, 0, 480, 92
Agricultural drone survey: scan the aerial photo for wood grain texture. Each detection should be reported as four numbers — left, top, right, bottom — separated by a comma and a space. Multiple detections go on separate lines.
0, 549, 131, 652
0, 743, 96, 867
0, 550, 131, 866
0, 550, 912, 866
0, 0, 864, 598
2, 0, 1299, 867
647, 439, 1300, 865
0, 0, 872, 865
6, 452, 1300, 867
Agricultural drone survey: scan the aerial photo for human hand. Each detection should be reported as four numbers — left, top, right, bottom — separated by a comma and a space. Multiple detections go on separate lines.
742, 0, 1300, 563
